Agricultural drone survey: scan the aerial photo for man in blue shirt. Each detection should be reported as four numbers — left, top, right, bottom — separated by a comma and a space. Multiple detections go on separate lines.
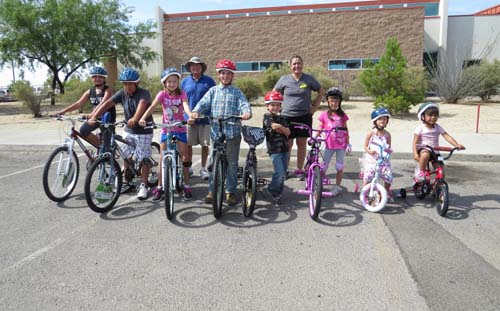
181, 57, 216, 180
191, 59, 252, 206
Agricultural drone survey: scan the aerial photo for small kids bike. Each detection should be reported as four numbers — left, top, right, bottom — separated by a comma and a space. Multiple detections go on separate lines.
240, 125, 266, 217
358, 141, 392, 213
290, 122, 340, 220
399, 145, 463, 217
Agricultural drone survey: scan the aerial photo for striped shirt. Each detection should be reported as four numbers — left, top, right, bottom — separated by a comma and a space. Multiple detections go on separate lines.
193, 84, 252, 140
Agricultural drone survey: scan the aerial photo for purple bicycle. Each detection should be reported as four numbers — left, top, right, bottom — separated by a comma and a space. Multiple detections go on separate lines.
290, 122, 340, 220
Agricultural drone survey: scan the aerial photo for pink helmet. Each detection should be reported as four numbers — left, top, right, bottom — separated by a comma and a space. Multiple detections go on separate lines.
215, 59, 237, 73
264, 91, 283, 104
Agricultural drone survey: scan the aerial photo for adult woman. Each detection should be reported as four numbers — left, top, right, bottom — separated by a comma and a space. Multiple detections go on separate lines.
273, 55, 325, 180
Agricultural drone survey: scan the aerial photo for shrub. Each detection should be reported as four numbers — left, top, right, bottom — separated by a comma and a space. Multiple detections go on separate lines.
259, 63, 290, 92
11, 80, 42, 117
470, 60, 500, 101
374, 89, 411, 114
234, 77, 262, 103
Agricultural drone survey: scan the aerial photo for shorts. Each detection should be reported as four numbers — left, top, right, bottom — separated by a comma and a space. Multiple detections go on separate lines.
79, 122, 99, 137
160, 132, 187, 144
284, 114, 312, 139
119, 132, 153, 161
187, 124, 211, 146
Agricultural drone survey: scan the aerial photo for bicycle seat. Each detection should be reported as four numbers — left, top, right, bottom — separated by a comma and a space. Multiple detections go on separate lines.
242, 126, 265, 146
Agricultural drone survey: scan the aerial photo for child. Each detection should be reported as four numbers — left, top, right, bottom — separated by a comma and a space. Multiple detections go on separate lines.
413, 102, 465, 181
262, 90, 290, 205
190, 59, 252, 207
88, 68, 153, 200
317, 87, 351, 196
362, 108, 393, 196
139, 67, 192, 201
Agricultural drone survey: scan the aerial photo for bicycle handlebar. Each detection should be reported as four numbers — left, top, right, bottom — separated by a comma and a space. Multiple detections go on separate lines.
420, 145, 464, 161
150, 121, 187, 130
290, 122, 345, 142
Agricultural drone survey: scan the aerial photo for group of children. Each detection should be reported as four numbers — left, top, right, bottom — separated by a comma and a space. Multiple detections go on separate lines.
263, 86, 465, 203
56, 60, 465, 207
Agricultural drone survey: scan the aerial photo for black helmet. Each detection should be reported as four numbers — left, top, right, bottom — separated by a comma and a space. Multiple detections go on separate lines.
326, 87, 342, 100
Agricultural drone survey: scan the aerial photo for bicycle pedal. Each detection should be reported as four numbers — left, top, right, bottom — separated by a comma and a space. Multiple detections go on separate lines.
257, 179, 267, 186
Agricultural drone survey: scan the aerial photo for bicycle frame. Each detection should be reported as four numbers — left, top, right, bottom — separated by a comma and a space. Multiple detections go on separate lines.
58, 115, 99, 164
359, 142, 391, 212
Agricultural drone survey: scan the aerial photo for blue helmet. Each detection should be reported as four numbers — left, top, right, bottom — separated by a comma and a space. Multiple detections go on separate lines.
160, 67, 181, 83
118, 68, 140, 83
89, 66, 107, 78
371, 107, 391, 122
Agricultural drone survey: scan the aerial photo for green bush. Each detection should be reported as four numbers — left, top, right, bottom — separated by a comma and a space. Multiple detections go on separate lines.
471, 60, 500, 101
234, 77, 262, 103
374, 89, 411, 114
11, 80, 42, 117
259, 63, 290, 92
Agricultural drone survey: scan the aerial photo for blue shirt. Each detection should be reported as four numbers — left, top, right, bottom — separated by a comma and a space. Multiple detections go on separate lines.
181, 74, 216, 125
193, 84, 252, 140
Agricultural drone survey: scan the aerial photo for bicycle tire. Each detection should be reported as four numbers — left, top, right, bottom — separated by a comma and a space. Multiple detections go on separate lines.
310, 166, 323, 220
360, 183, 387, 212
242, 164, 257, 217
147, 142, 161, 187
212, 153, 225, 219
435, 181, 449, 217
164, 157, 175, 220
84, 156, 122, 213
414, 183, 427, 200
175, 151, 183, 192
42, 146, 80, 202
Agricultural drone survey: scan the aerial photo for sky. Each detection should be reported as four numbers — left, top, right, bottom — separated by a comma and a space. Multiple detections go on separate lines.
1, 0, 499, 87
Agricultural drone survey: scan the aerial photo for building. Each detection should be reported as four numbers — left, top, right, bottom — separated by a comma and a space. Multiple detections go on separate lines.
140, 0, 500, 77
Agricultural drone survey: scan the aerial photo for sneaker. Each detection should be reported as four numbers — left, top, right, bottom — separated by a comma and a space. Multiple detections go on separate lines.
331, 185, 342, 196
295, 169, 306, 181
414, 171, 426, 183
226, 193, 238, 206
151, 187, 163, 202
204, 192, 213, 204
137, 183, 148, 200
199, 168, 209, 180
183, 185, 192, 200
120, 182, 136, 194
189, 167, 193, 177
272, 193, 282, 206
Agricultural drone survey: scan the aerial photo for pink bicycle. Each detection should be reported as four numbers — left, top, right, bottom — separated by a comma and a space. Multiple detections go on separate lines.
290, 122, 344, 220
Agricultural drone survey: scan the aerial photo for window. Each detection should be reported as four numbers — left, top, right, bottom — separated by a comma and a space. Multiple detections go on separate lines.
235, 61, 285, 72
328, 58, 379, 70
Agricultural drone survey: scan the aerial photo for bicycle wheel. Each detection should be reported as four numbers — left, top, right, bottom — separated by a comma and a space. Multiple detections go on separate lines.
242, 164, 257, 217
42, 146, 80, 202
212, 153, 225, 219
84, 156, 122, 213
164, 157, 175, 220
360, 183, 387, 212
435, 181, 449, 217
309, 166, 323, 220
147, 142, 161, 187
175, 151, 183, 192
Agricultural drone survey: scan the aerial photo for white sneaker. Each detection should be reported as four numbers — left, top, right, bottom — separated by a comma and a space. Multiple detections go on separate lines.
332, 185, 342, 196
189, 167, 193, 177
137, 183, 148, 200
199, 167, 209, 180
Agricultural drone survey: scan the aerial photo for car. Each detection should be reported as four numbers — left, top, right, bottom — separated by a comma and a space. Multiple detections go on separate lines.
0, 89, 16, 102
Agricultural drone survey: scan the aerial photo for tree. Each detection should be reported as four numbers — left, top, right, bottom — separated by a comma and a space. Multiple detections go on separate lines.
360, 37, 424, 113
0, 0, 158, 104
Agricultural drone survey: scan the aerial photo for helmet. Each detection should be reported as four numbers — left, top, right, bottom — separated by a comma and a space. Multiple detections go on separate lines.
326, 87, 342, 100
185, 56, 207, 73
118, 68, 140, 83
371, 107, 391, 122
89, 66, 107, 78
264, 91, 283, 104
161, 67, 181, 83
417, 102, 439, 120
215, 59, 237, 73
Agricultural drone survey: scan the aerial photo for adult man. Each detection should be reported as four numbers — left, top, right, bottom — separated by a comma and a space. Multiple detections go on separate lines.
181, 56, 216, 180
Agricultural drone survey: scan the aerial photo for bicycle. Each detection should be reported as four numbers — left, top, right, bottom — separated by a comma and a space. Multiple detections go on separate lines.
240, 125, 266, 217
152, 121, 187, 220
358, 141, 392, 213
290, 122, 339, 220
399, 145, 463, 217
210, 115, 242, 219
42, 115, 100, 202
83, 118, 160, 213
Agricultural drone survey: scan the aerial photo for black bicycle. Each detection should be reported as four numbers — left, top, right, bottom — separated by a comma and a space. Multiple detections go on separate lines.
240, 125, 266, 217
83, 118, 160, 213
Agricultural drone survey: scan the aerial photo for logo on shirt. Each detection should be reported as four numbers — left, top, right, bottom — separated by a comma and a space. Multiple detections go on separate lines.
299, 83, 308, 89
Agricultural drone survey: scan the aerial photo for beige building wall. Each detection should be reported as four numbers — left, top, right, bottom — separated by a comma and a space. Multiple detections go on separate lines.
162, 7, 424, 74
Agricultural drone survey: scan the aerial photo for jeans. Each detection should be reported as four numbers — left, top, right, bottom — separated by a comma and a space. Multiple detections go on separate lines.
268, 152, 289, 194
209, 135, 241, 194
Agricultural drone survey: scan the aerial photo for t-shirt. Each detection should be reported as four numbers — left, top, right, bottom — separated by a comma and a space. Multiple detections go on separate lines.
155, 90, 188, 134
318, 111, 349, 150
111, 87, 153, 135
263, 113, 289, 154
414, 123, 446, 148
181, 74, 216, 125
273, 73, 321, 117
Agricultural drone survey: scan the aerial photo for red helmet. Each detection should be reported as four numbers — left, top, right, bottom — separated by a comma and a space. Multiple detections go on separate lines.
264, 91, 283, 104
216, 59, 237, 73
